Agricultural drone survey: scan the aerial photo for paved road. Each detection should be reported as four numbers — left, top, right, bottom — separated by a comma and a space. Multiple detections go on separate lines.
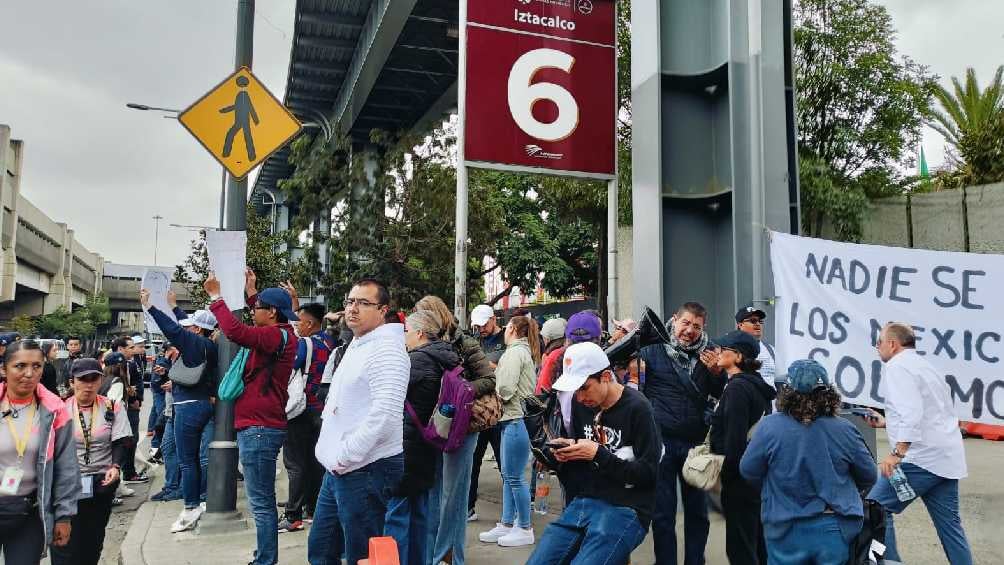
81, 388, 1004, 564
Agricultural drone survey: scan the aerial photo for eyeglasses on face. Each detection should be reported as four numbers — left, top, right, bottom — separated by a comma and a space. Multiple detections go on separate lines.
742, 318, 764, 325
343, 298, 383, 309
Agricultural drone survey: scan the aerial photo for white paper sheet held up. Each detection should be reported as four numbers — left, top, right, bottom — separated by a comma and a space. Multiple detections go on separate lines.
141, 269, 176, 334
206, 230, 248, 310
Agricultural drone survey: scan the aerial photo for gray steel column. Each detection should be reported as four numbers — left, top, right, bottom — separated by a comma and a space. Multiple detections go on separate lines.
607, 178, 619, 324
454, 0, 470, 328
630, 0, 664, 318
204, 0, 253, 524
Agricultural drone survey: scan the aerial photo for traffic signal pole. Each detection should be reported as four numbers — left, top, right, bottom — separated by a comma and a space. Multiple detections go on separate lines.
202, 0, 253, 529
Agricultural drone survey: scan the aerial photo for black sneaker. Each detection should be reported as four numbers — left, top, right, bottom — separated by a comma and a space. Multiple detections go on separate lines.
124, 473, 150, 484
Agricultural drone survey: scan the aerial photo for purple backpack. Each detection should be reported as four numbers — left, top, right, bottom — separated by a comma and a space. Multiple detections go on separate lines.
406, 365, 475, 452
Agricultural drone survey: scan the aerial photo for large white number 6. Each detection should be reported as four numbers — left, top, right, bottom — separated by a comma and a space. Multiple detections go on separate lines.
507, 48, 579, 142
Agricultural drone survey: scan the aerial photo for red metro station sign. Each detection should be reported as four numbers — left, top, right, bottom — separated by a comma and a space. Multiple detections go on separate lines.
463, 0, 617, 178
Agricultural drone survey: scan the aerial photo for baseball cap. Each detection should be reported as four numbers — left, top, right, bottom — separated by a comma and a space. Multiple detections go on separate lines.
552, 342, 612, 392
179, 316, 196, 327
566, 311, 602, 344
470, 304, 495, 328
70, 358, 104, 380
257, 288, 299, 322
786, 359, 830, 393
131, 335, 147, 345
735, 303, 767, 323
0, 332, 20, 346
715, 330, 760, 360
191, 310, 218, 330
540, 317, 567, 342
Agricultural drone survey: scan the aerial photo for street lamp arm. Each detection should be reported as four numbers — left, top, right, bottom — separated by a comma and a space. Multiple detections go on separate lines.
126, 102, 182, 114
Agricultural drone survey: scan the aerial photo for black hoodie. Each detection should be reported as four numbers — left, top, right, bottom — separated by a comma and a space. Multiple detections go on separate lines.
395, 340, 461, 497
710, 372, 777, 487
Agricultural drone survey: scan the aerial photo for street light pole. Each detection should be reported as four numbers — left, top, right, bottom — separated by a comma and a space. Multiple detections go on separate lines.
152, 214, 164, 265
204, 0, 254, 525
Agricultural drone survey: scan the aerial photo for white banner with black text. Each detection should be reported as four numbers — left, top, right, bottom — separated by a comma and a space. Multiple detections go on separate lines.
770, 231, 1004, 425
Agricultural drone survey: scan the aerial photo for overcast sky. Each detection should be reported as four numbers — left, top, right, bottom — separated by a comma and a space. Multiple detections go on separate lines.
1, 1, 1000, 268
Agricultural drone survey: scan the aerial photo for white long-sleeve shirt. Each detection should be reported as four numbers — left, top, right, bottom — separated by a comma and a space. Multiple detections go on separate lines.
881, 349, 967, 479
315, 323, 410, 475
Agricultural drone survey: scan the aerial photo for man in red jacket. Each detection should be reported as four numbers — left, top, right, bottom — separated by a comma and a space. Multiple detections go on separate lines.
205, 269, 297, 565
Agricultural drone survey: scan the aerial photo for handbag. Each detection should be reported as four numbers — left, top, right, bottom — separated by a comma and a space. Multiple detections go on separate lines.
683, 429, 724, 491
168, 348, 207, 387
467, 393, 502, 433
217, 329, 289, 402
285, 337, 311, 419
217, 348, 250, 401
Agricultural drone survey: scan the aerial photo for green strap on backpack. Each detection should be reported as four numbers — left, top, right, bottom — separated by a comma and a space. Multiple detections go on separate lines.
217, 329, 288, 401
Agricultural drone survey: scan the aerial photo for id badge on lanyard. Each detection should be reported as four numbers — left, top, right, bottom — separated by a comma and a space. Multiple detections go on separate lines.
0, 401, 35, 495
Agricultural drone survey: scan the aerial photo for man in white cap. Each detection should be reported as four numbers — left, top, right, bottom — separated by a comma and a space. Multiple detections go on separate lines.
527, 342, 661, 565
470, 304, 505, 365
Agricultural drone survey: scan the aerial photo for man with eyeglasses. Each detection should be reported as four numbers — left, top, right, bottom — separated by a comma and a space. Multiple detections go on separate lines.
735, 304, 777, 389
206, 269, 298, 565
528, 342, 660, 565
640, 301, 724, 565
310, 278, 409, 565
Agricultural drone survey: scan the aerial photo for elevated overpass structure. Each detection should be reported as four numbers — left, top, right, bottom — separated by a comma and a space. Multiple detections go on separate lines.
0, 124, 193, 329
251, 0, 460, 254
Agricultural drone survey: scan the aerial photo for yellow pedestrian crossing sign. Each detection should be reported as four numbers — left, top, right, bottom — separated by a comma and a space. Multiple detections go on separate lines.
179, 67, 302, 179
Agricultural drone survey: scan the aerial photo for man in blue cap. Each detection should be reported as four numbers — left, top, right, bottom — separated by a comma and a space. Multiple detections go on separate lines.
206, 268, 298, 565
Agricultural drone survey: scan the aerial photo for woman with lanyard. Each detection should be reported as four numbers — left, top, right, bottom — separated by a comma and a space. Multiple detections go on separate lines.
50, 358, 132, 565
0, 339, 79, 563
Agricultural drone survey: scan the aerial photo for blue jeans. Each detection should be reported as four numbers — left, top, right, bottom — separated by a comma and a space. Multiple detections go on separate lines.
308, 454, 404, 565
173, 400, 213, 509
428, 432, 479, 564
200, 417, 214, 502
868, 462, 973, 565
237, 426, 287, 565
385, 492, 431, 565
148, 392, 165, 449
653, 436, 711, 565
766, 514, 852, 565
500, 418, 532, 529
160, 417, 180, 494
527, 497, 647, 565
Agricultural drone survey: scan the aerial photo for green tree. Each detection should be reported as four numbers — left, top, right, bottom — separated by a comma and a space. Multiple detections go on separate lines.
794, 0, 936, 239
174, 204, 291, 307
15, 293, 112, 338
929, 66, 1004, 187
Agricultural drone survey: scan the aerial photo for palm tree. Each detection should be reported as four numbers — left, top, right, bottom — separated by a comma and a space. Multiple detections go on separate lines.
929, 66, 1004, 185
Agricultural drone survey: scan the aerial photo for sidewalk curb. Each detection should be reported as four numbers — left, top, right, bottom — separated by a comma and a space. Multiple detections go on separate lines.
119, 493, 157, 565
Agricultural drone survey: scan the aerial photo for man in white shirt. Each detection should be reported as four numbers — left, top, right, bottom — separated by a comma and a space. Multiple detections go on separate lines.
308, 279, 410, 565
867, 322, 972, 565
735, 304, 777, 386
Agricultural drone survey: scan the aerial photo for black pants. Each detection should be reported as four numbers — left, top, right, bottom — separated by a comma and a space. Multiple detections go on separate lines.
721, 479, 767, 565
50, 481, 117, 565
283, 411, 324, 521
468, 423, 502, 512
0, 510, 44, 564
123, 408, 141, 477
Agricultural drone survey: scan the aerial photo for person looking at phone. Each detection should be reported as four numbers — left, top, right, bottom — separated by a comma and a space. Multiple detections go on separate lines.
526, 342, 660, 565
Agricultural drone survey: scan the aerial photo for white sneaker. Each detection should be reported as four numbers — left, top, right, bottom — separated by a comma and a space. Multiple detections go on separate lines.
478, 523, 512, 543
200, 502, 207, 512
497, 526, 535, 547
467, 509, 478, 522
170, 506, 204, 533
118, 485, 136, 497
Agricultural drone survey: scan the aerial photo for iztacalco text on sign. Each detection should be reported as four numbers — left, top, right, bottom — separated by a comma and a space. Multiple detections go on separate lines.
179, 67, 302, 179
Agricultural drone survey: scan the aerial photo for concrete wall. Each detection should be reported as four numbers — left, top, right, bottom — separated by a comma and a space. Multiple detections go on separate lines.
857, 183, 1004, 254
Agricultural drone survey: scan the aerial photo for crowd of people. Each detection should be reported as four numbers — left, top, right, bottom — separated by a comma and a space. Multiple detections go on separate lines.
0, 272, 977, 565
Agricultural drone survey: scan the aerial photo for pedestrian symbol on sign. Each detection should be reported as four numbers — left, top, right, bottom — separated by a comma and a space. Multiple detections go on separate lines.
178, 67, 302, 179
220, 76, 260, 162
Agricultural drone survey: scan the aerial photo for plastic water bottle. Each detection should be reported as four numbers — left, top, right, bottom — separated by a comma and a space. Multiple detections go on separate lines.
889, 466, 917, 502
439, 404, 456, 418
534, 471, 551, 515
